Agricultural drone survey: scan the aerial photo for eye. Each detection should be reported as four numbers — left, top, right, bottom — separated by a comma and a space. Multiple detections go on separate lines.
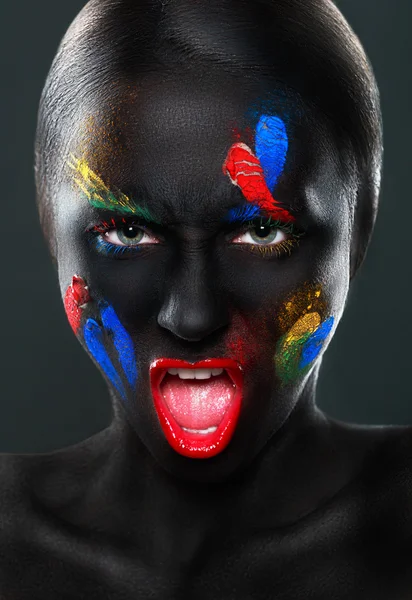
103, 223, 159, 247
231, 221, 288, 246
227, 217, 303, 258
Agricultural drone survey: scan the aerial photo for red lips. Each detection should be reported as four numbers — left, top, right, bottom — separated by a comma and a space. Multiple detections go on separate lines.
149, 358, 244, 459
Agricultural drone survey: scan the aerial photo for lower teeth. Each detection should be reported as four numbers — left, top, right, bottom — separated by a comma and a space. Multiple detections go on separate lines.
182, 426, 218, 435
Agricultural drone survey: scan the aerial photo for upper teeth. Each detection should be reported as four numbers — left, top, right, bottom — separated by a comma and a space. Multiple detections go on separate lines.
167, 368, 224, 379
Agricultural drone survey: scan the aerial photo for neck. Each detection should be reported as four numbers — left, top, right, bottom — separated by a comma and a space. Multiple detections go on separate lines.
108, 366, 321, 475
57, 367, 355, 567
101, 369, 333, 523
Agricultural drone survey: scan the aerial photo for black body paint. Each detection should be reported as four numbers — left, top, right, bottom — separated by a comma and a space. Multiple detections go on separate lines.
1, 0, 411, 598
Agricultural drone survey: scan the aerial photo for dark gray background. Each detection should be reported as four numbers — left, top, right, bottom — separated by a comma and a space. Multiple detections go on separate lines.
0, 1, 410, 453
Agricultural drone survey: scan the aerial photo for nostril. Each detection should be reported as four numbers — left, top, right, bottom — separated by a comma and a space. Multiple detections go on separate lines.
157, 296, 229, 342
157, 313, 227, 343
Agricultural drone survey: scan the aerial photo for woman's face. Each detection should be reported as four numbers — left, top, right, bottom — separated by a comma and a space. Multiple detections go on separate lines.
54, 72, 352, 479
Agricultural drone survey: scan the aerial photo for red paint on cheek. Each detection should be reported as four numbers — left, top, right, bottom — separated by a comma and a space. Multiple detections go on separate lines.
227, 333, 247, 366
225, 311, 262, 369
223, 143, 294, 223
64, 275, 91, 334
225, 308, 278, 383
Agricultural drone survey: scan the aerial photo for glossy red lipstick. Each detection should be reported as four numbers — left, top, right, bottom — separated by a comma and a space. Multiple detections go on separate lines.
149, 358, 243, 459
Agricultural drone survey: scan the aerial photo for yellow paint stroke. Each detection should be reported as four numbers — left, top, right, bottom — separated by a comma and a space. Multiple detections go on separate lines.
276, 311, 322, 383
67, 154, 137, 215
284, 312, 321, 345
277, 284, 325, 335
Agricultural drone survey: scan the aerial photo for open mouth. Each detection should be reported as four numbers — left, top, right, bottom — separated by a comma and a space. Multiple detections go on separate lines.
149, 358, 243, 458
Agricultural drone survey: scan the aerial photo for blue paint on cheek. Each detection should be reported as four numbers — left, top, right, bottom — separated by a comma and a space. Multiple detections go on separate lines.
100, 302, 138, 388
255, 115, 288, 192
83, 318, 127, 401
299, 316, 335, 369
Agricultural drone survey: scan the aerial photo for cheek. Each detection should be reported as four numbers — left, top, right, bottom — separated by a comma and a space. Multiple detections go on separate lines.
274, 284, 335, 384
63, 275, 138, 402
63, 275, 91, 334
224, 309, 275, 372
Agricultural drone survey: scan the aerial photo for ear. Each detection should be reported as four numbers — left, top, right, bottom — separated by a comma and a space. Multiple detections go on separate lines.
350, 172, 380, 280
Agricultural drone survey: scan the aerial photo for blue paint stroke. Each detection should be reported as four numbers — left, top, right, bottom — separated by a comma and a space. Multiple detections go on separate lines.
84, 318, 127, 401
255, 115, 288, 192
223, 202, 261, 224
299, 316, 335, 369
92, 236, 141, 258
100, 302, 138, 388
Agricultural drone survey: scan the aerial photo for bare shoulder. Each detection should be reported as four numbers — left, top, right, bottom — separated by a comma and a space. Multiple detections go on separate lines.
366, 424, 412, 504
0, 427, 113, 520
360, 424, 412, 555
327, 418, 412, 479
325, 419, 412, 525
0, 452, 31, 508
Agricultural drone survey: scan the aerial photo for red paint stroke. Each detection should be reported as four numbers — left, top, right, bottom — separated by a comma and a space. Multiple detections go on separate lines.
64, 275, 91, 334
243, 126, 254, 146
226, 333, 248, 367
231, 125, 242, 141
92, 216, 128, 234
225, 310, 261, 370
222, 142, 294, 223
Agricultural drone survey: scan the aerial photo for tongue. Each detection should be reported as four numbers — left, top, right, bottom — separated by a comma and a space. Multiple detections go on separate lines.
161, 373, 235, 430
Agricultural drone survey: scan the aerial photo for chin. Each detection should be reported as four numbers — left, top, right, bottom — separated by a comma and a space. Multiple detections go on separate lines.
128, 382, 296, 484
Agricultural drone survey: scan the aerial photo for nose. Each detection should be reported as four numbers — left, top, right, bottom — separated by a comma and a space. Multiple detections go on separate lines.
157, 250, 229, 342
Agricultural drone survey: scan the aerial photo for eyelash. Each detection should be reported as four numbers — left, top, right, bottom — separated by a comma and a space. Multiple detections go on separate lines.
230, 216, 302, 258
86, 217, 150, 258
86, 216, 303, 259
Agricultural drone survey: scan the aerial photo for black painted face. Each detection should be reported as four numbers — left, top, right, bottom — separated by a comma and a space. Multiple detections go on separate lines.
54, 70, 351, 480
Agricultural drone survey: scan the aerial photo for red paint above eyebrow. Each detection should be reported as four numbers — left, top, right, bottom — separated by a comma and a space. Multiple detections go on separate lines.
222, 142, 295, 223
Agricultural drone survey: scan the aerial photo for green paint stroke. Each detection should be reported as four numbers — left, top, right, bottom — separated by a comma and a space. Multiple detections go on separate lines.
67, 154, 159, 223
275, 312, 321, 384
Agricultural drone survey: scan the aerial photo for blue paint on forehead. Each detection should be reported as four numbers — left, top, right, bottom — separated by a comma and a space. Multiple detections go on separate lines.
222, 114, 289, 224
255, 115, 289, 193
223, 203, 261, 224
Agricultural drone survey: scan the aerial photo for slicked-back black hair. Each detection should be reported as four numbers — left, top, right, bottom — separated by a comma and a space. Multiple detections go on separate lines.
35, 0, 382, 273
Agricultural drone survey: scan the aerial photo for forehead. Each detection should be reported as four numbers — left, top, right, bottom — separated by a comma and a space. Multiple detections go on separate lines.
68, 72, 344, 222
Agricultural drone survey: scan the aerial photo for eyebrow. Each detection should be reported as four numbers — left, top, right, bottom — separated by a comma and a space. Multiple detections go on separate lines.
67, 155, 160, 224
222, 202, 295, 225
223, 203, 263, 224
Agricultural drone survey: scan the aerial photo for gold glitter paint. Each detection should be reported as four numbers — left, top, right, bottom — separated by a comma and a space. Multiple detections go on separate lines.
277, 282, 326, 335
67, 154, 138, 214
284, 312, 321, 344
275, 311, 322, 384
275, 282, 330, 384
75, 111, 125, 183
72, 85, 139, 188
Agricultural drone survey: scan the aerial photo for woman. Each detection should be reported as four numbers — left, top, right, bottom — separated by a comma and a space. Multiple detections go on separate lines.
1, 0, 411, 597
